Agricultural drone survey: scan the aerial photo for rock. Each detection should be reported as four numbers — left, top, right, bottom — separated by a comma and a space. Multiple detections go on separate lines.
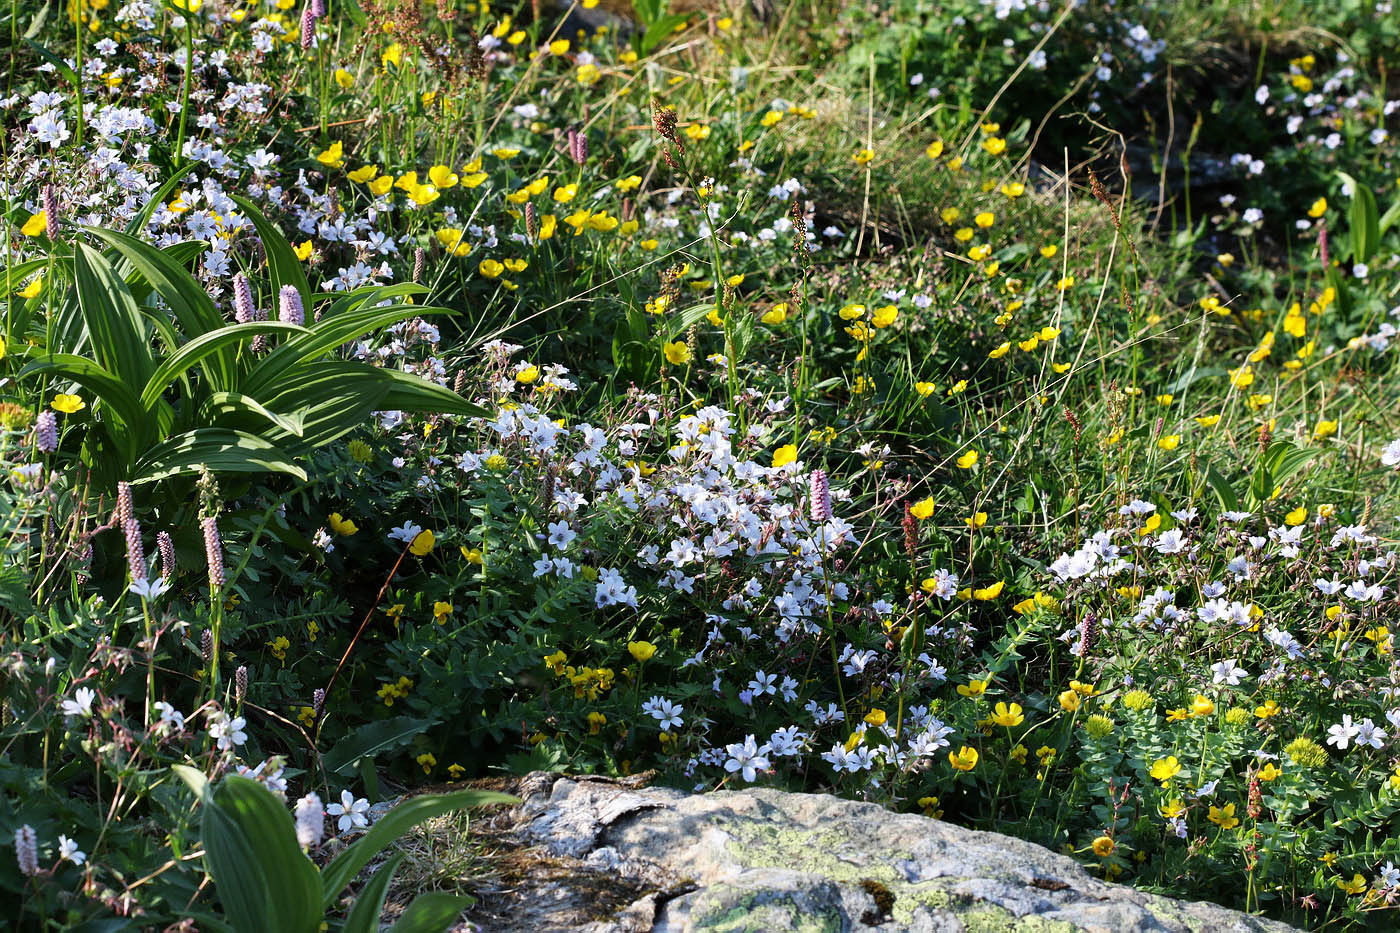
464, 773, 1294, 933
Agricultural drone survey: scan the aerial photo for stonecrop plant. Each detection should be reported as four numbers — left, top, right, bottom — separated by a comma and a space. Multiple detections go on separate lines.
3, 0, 1400, 928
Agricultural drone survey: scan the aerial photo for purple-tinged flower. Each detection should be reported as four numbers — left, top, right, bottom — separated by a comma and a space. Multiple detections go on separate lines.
278, 284, 304, 326
203, 516, 224, 587
34, 410, 57, 452
809, 469, 831, 522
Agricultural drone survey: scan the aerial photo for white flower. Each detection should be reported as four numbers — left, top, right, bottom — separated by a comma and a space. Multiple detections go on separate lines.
154, 701, 186, 731
58, 835, 87, 865
326, 790, 371, 833
1380, 438, 1400, 467
1326, 714, 1360, 750
387, 521, 424, 543
1354, 718, 1387, 749
1210, 659, 1247, 686
61, 687, 97, 718
209, 713, 248, 751
723, 735, 771, 782
643, 696, 684, 730
129, 576, 172, 600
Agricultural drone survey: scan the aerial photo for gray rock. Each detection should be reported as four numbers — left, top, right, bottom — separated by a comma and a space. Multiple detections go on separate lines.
463, 773, 1294, 933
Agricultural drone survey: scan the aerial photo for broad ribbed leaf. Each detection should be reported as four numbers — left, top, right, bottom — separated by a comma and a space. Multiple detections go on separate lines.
140, 321, 305, 409
74, 242, 154, 385
317, 282, 429, 320
131, 429, 307, 485
231, 195, 311, 312
320, 790, 515, 908
204, 391, 306, 437
241, 304, 451, 398
386, 893, 472, 933
202, 776, 322, 933
259, 363, 392, 450
89, 229, 227, 367
341, 853, 404, 933
378, 368, 489, 419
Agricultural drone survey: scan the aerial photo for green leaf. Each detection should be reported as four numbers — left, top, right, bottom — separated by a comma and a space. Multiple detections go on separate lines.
88, 228, 227, 354
204, 391, 307, 437
320, 789, 515, 908
74, 242, 155, 386
139, 321, 305, 409
1339, 171, 1380, 263
242, 304, 449, 398
231, 195, 312, 312
1202, 462, 1239, 513
257, 363, 392, 450
124, 165, 197, 236
342, 853, 404, 933
199, 776, 322, 933
23, 39, 78, 87
131, 429, 308, 485
377, 368, 489, 420
386, 893, 472, 933
323, 716, 434, 776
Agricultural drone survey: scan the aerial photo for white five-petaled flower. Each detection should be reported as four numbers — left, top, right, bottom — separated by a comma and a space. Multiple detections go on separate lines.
1210, 659, 1247, 686
1326, 714, 1360, 750
209, 713, 248, 751
61, 687, 97, 718
129, 576, 173, 600
58, 835, 87, 865
723, 735, 771, 782
326, 790, 371, 833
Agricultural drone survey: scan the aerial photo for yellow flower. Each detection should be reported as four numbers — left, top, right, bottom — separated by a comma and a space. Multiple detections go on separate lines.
1157, 434, 1180, 451
433, 600, 453, 623
663, 341, 691, 365
974, 211, 994, 228
1307, 197, 1327, 218
576, 63, 601, 86
428, 164, 459, 188
1149, 756, 1182, 784
957, 679, 988, 698
1190, 695, 1215, 717
328, 512, 358, 535
1058, 690, 1081, 712
1195, 414, 1220, 428
416, 752, 436, 773
553, 183, 578, 203
771, 444, 797, 468
409, 529, 435, 556
315, 140, 344, 168
21, 212, 47, 237
852, 148, 875, 165
17, 277, 43, 299
1039, 244, 1057, 258
515, 365, 540, 384
548, 38, 570, 55
334, 68, 354, 88
461, 546, 484, 565
1258, 763, 1281, 781
1001, 182, 1025, 197
1091, 836, 1115, 857
479, 259, 504, 278
948, 746, 979, 771
956, 449, 979, 469
1207, 803, 1239, 830
973, 580, 1004, 600
1337, 874, 1367, 895
762, 303, 788, 325
1285, 505, 1307, 526
628, 640, 657, 662
864, 708, 887, 727
982, 137, 1006, 155
368, 175, 394, 196
925, 139, 944, 159
991, 702, 1024, 727
909, 497, 934, 520
684, 123, 711, 141
52, 393, 85, 414
1159, 798, 1184, 819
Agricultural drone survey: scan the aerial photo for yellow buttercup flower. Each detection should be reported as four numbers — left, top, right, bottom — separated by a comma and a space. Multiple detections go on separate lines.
21, 212, 47, 237
52, 393, 85, 414
409, 530, 436, 556
909, 497, 934, 520
771, 444, 797, 469
948, 746, 979, 771
662, 341, 691, 365
956, 449, 979, 469
328, 512, 358, 535
628, 640, 657, 662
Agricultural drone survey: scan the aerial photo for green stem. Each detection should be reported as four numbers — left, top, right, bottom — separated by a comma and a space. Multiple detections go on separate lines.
173, 12, 195, 168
